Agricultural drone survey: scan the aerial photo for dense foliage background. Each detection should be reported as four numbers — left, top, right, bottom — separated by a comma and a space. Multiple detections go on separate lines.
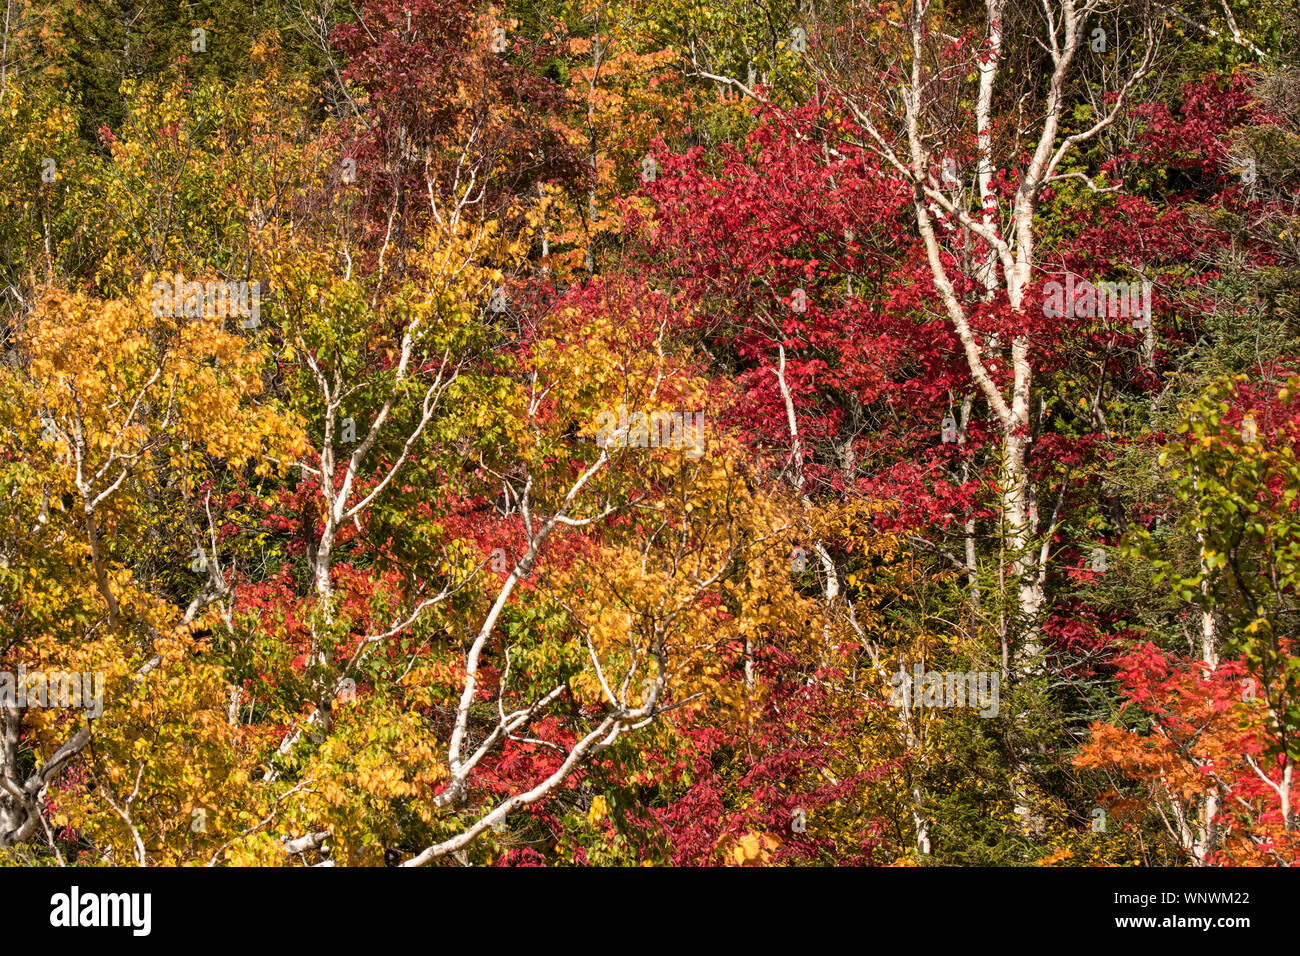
0, 0, 1297, 866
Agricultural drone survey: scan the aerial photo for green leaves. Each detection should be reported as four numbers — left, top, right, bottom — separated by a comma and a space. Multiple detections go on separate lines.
1138, 373, 1300, 751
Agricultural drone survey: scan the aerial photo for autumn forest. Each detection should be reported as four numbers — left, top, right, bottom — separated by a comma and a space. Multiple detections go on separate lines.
0, 0, 1297, 872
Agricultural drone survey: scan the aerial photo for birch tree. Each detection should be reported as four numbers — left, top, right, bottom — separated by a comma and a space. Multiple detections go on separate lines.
801, 0, 1161, 671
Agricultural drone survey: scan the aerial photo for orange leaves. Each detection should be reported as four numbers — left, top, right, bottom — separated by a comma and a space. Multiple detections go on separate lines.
1075, 645, 1299, 863
719, 830, 781, 865
1035, 848, 1074, 866
28, 283, 304, 483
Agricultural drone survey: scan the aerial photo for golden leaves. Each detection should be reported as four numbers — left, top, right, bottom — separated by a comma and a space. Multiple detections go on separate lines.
719, 831, 781, 865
